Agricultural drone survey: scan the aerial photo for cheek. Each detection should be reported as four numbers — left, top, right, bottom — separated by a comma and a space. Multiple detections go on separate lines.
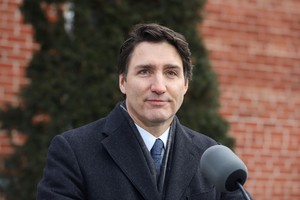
171, 84, 187, 98
125, 82, 144, 98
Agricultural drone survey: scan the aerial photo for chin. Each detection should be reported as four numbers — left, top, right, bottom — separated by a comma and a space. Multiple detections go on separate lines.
147, 115, 173, 124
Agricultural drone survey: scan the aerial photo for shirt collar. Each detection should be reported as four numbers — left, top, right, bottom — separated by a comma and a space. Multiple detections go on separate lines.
135, 124, 170, 151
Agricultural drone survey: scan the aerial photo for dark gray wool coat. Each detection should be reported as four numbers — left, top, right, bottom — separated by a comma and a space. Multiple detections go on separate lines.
37, 102, 245, 200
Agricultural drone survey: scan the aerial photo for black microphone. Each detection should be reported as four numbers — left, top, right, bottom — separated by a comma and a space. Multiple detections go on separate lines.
200, 145, 251, 200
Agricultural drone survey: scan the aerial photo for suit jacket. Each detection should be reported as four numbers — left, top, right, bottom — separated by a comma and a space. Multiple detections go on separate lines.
37, 102, 245, 200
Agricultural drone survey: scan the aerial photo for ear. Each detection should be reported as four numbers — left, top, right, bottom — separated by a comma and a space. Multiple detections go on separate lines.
183, 81, 189, 95
119, 74, 126, 94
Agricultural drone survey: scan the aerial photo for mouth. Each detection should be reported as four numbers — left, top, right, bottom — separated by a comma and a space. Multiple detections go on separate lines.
146, 98, 170, 106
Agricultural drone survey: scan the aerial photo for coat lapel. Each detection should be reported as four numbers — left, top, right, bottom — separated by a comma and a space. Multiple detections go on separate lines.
164, 122, 202, 200
101, 104, 160, 200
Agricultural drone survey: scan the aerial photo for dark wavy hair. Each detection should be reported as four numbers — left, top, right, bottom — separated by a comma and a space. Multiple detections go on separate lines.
118, 23, 193, 81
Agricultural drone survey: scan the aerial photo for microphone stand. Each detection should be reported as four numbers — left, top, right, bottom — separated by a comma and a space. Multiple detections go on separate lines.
237, 182, 251, 200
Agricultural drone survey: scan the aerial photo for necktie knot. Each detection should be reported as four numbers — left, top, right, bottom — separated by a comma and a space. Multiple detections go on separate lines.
151, 139, 164, 176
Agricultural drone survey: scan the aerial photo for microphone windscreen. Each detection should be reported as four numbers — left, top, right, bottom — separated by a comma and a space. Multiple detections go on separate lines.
200, 145, 248, 192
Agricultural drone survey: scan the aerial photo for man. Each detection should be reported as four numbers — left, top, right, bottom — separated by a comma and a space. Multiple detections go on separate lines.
37, 23, 245, 199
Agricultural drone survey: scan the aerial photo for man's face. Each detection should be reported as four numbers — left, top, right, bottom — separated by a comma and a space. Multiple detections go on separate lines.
119, 41, 188, 131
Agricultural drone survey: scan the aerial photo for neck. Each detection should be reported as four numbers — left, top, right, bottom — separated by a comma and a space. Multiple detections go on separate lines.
122, 101, 174, 137
142, 124, 170, 138
131, 116, 173, 138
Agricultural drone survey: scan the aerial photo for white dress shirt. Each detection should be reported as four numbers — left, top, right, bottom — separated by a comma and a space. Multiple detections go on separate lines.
135, 124, 170, 151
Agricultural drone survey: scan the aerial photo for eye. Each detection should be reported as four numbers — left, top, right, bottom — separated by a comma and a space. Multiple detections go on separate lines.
166, 70, 178, 77
138, 69, 150, 76
168, 71, 177, 75
137, 68, 151, 76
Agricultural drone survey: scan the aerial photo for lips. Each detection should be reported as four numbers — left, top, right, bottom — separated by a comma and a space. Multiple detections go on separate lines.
146, 98, 170, 106
148, 99, 166, 102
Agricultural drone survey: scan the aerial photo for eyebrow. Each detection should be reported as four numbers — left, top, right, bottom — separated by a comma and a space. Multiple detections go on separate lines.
135, 64, 154, 69
135, 64, 182, 70
164, 64, 182, 70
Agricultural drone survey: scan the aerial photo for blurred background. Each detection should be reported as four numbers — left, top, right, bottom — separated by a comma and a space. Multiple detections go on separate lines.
0, 0, 299, 199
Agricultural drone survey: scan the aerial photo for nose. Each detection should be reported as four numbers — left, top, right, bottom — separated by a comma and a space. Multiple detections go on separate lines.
150, 74, 166, 95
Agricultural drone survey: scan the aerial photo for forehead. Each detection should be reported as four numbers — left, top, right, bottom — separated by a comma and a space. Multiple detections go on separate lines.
128, 41, 183, 69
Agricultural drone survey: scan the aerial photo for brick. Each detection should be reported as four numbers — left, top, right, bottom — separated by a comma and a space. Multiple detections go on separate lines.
201, 0, 300, 199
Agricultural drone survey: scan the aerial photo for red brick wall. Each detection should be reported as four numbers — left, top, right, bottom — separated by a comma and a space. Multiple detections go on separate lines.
0, 0, 37, 106
200, 0, 300, 199
0, 0, 37, 156
0, 0, 299, 199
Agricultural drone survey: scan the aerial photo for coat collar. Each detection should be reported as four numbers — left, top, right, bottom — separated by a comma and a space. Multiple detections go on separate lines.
101, 102, 202, 200
102, 103, 160, 200
163, 119, 202, 200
